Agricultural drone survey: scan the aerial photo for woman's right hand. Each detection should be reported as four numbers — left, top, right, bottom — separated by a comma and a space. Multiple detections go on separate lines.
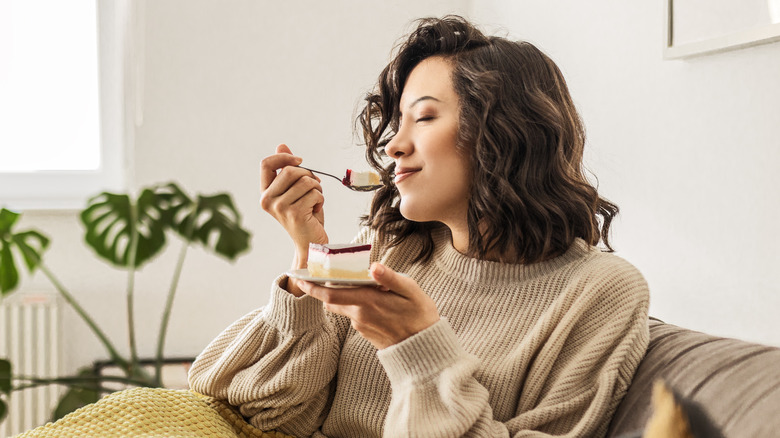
260, 144, 328, 276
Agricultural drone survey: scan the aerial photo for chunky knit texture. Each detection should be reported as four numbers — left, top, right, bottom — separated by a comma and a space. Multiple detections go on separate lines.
15, 387, 295, 438
188, 227, 650, 437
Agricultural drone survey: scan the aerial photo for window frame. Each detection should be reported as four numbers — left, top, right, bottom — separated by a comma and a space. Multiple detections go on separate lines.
0, 0, 136, 211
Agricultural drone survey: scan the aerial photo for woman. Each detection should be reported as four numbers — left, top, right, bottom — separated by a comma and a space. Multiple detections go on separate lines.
188, 16, 650, 438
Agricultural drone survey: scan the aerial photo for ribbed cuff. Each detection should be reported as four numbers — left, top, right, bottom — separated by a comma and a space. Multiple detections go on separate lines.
377, 319, 465, 384
263, 274, 327, 335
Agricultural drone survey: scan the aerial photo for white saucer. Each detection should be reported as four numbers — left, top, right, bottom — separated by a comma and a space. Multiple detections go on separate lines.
286, 269, 410, 288
286, 269, 378, 287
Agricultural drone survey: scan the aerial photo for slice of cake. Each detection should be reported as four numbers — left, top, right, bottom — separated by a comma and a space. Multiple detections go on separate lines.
307, 243, 372, 279
342, 169, 381, 188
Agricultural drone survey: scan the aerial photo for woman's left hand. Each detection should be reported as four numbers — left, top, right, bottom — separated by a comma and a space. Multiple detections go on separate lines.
298, 263, 440, 350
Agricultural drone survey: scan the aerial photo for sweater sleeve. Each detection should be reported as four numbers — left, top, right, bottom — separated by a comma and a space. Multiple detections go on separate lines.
376, 259, 650, 438
187, 274, 346, 437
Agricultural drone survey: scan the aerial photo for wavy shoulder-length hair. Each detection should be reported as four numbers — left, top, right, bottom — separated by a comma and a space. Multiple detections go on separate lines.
357, 15, 618, 264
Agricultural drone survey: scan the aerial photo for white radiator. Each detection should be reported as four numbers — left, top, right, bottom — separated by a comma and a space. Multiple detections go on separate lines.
0, 294, 61, 438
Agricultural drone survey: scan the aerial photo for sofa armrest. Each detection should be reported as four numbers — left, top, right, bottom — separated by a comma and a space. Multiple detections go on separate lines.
607, 318, 780, 438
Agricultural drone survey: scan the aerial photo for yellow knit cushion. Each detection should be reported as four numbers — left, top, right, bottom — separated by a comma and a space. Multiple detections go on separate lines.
15, 387, 296, 438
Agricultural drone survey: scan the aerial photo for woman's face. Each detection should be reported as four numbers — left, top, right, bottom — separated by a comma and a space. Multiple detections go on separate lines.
385, 56, 471, 230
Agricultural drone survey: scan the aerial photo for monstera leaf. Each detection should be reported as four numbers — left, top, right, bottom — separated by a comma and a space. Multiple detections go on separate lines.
152, 183, 196, 228
80, 184, 250, 267
173, 192, 251, 260
80, 191, 170, 268
0, 209, 50, 296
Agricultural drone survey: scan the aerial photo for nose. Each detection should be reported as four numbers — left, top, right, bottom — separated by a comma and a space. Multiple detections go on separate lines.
384, 125, 412, 159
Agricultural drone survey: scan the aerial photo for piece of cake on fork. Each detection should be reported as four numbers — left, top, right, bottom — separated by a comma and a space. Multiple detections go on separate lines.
307, 243, 372, 280
342, 169, 380, 188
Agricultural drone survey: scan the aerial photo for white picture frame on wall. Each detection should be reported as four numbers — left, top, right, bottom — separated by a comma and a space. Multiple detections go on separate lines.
664, 0, 780, 59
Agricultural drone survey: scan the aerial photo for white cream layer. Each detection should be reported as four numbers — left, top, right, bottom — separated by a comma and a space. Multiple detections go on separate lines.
349, 171, 380, 186
308, 249, 369, 272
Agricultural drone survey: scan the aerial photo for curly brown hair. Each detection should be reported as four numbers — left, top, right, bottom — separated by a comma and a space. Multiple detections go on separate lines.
357, 15, 618, 264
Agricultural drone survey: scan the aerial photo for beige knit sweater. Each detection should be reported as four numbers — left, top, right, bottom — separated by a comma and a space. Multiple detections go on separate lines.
188, 226, 650, 438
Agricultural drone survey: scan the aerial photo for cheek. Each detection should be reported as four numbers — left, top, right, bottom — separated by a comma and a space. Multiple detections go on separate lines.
440, 153, 471, 191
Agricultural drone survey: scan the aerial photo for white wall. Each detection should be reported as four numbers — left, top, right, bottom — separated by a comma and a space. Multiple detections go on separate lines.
470, 1, 780, 345
14, 0, 780, 377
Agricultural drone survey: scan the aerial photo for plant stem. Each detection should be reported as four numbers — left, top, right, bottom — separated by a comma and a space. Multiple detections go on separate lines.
12, 383, 116, 393
126, 202, 140, 373
14, 374, 152, 387
35, 262, 129, 371
154, 240, 189, 385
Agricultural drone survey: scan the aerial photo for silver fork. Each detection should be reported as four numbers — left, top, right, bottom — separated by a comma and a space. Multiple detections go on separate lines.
298, 166, 383, 192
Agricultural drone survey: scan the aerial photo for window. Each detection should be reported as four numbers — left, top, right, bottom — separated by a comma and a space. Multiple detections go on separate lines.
0, 0, 133, 210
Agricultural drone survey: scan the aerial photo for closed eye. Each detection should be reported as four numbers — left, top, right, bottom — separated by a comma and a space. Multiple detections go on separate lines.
416, 116, 434, 123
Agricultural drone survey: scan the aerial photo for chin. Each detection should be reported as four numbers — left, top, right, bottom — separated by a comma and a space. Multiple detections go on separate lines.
398, 199, 428, 223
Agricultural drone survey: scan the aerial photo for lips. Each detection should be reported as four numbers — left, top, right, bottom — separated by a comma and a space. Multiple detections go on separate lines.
393, 167, 421, 184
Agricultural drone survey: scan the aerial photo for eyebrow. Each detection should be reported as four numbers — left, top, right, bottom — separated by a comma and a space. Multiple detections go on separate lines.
401, 96, 442, 113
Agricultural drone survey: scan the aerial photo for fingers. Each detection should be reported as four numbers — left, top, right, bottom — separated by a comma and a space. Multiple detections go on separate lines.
370, 263, 416, 297
260, 144, 302, 190
260, 169, 324, 214
276, 143, 293, 154
271, 167, 323, 200
288, 186, 326, 219
300, 273, 440, 349
298, 281, 375, 307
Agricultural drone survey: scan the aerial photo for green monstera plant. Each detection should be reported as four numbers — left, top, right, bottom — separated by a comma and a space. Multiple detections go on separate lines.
0, 182, 251, 422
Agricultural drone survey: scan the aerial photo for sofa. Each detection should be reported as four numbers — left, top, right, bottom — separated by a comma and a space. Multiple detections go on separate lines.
606, 317, 780, 438
17, 317, 780, 437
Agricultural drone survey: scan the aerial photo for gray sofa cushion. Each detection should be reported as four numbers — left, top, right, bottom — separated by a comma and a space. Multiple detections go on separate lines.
607, 318, 780, 438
